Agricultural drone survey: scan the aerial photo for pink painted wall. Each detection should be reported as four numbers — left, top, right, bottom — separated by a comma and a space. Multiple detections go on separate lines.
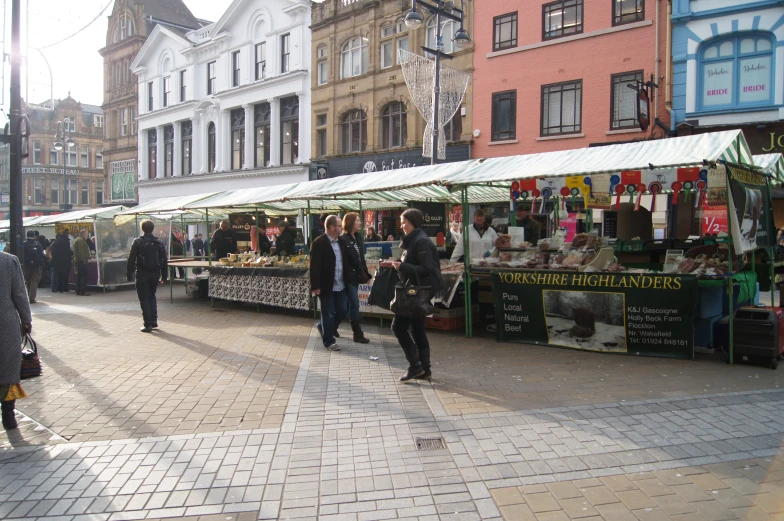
472, 0, 671, 158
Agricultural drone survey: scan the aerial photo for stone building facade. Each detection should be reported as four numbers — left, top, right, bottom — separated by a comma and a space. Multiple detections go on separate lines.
99, 0, 203, 205
309, 0, 474, 180
19, 96, 105, 217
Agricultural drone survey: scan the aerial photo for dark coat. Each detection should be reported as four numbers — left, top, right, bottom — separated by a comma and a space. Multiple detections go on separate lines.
257, 231, 272, 255
310, 233, 345, 295
398, 228, 445, 293
276, 227, 297, 256
210, 228, 237, 259
338, 232, 370, 286
192, 238, 204, 256
127, 233, 169, 282
50, 235, 72, 270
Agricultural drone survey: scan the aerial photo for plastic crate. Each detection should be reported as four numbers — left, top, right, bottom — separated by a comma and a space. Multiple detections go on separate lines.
425, 315, 466, 330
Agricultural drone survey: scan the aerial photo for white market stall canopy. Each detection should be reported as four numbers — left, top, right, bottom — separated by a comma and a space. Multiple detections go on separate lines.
111, 130, 756, 217
34, 206, 127, 225
753, 153, 784, 183
0, 215, 52, 232
444, 130, 753, 187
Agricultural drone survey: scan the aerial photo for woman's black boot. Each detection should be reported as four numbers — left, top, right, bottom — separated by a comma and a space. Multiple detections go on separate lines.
351, 321, 370, 344
2, 400, 18, 430
400, 365, 425, 382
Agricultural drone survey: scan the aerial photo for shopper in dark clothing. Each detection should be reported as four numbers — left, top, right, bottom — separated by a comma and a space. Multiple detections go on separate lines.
210, 222, 237, 260
385, 209, 445, 382
310, 215, 348, 351
192, 234, 205, 257
339, 213, 371, 344
127, 220, 168, 333
365, 227, 381, 242
276, 220, 297, 256
50, 234, 73, 293
257, 225, 272, 255
170, 233, 185, 279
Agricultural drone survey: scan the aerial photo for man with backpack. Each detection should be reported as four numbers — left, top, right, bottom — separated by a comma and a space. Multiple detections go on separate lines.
22, 231, 45, 304
127, 220, 168, 333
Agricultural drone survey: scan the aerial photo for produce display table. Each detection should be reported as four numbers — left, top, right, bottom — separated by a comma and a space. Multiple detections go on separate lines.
206, 265, 312, 311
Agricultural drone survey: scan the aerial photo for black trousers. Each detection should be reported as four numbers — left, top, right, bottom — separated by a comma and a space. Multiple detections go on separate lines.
76, 262, 89, 294
56, 268, 70, 292
136, 276, 159, 327
391, 315, 430, 370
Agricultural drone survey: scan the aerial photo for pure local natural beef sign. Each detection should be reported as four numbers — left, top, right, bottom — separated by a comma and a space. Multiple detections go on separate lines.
492, 271, 698, 359
703, 56, 770, 106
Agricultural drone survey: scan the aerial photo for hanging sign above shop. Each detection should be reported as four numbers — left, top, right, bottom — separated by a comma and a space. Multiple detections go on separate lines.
637, 88, 650, 131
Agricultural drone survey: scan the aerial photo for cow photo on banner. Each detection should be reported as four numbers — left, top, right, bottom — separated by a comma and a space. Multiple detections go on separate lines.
726, 164, 774, 254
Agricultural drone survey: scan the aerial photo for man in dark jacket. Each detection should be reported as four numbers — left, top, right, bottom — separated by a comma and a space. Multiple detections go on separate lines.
276, 219, 297, 256
515, 205, 540, 245
127, 220, 169, 333
50, 233, 73, 293
210, 222, 237, 260
257, 225, 272, 255
192, 234, 205, 257
310, 215, 347, 351
22, 231, 45, 303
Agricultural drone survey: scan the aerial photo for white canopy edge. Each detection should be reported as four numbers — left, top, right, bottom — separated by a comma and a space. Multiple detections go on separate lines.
33, 206, 127, 226
753, 153, 784, 182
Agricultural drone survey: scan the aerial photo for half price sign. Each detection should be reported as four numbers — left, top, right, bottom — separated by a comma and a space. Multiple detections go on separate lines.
702, 206, 728, 236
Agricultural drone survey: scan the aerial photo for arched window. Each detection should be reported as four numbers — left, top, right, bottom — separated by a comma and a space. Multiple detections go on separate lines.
164, 125, 174, 177
113, 13, 134, 43
381, 102, 406, 149
181, 121, 192, 175
231, 109, 245, 170
699, 33, 774, 110
341, 37, 368, 79
426, 17, 458, 54
255, 103, 271, 168
341, 110, 367, 154
207, 122, 216, 173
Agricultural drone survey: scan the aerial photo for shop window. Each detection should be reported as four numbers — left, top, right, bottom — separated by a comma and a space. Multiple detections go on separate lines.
281, 34, 290, 74
255, 103, 271, 168
33, 178, 42, 204
66, 179, 77, 205
96, 180, 103, 205
491, 90, 516, 141
611, 71, 642, 129
280, 96, 299, 165
396, 37, 408, 61
232, 50, 241, 87
180, 70, 187, 102
494, 12, 518, 51
164, 125, 174, 177
541, 80, 582, 135
317, 44, 328, 85
381, 41, 394, 69
207, 122, 216, 172
66, 145, 78, 167
147, 81, 154, 111
121, 108, 128, 136
381, 102, 406, 149
444, 113, 462, 142
316, 113, 327, 158
341, 37, 368, 79
32, 140, 40, 164
231, 109, 245, 170
699, 34, 774, 111
81, 180, 89, 205
182, 121, 192, 175
543, 0, 583, 41
50, 150, 58, 166
50, 179, 59, 204
207, 61, 216, 95
341, 109, 367, 154
163, 76, 171, 107
81, 146, 89, 168
614, 0, 644, 26
96, 147, 103, 169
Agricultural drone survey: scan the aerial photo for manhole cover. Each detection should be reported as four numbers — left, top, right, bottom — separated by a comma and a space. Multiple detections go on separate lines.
416, 437, 446, 451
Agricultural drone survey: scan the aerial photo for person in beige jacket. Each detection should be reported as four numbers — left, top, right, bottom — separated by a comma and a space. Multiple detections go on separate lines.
73, 229, 91, 296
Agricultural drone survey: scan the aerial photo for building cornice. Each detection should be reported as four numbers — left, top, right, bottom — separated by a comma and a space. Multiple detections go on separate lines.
137, 164, 310, 187
137, 100, 199, 123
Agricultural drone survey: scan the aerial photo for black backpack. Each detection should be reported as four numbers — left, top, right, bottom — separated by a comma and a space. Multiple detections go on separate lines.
138, 237, 162, 272
23, 240, 43, 268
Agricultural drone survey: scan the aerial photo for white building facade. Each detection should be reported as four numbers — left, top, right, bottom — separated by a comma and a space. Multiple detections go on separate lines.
132, 0, 311, 202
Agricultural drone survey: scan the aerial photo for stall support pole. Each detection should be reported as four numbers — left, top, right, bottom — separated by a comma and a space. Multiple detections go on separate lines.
726, 167, 734, 364
462, 187, 472, 338
182, 214, 188, 292
766, 176, 775, 306
206, 209, 214, 308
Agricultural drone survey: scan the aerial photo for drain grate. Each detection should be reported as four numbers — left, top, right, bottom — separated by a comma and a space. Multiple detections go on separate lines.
416, 437, 446, 451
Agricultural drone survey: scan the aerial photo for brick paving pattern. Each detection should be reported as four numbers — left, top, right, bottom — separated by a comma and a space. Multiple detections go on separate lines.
0, 289, 782, 520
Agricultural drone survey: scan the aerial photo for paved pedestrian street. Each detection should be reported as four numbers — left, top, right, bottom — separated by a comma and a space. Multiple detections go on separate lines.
2, 289, 784, 521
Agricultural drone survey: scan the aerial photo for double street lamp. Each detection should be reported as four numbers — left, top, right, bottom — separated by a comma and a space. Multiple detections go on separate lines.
404, 0, 470, 165
52, 117, 75, 211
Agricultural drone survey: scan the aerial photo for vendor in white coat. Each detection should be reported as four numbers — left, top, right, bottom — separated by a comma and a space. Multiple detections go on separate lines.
450, 209, 498, 262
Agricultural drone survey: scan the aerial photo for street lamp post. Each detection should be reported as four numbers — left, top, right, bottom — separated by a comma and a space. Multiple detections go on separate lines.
52, 117, 75, 211
404, 0, 470, 165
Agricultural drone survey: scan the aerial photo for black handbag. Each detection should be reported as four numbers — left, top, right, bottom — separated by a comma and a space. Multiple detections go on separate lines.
21, 334, 42, 379
368, 266, 398, 310
390, 271, 434, 318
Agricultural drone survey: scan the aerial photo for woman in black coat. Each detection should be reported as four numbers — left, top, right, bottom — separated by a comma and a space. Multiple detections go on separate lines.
339, 212, 371, 344
384, 208, 445, 381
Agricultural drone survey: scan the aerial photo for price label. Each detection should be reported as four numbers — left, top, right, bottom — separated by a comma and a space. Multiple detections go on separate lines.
701, 206, 728, 235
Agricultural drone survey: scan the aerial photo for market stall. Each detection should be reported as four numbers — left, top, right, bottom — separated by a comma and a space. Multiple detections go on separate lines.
34, 206, 128, 289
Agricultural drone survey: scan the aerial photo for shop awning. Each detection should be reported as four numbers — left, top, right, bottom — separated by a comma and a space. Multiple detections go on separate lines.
444, 130, 753, 186
0, 215, 52, 232
753, 153, 784, 183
